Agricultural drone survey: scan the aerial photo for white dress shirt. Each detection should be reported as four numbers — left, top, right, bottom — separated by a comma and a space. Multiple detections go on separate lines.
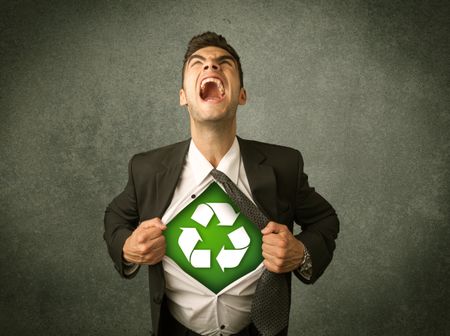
161, 137, 264, 336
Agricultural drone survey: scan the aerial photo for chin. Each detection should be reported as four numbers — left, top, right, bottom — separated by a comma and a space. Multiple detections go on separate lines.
195, 110, 235, 124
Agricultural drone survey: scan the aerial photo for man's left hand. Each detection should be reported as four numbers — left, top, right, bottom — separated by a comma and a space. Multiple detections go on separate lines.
261, 222, 305, 273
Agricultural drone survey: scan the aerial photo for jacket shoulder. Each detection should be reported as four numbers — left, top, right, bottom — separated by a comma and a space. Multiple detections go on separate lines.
130, 139, 190, 171
238, 137, 302, 161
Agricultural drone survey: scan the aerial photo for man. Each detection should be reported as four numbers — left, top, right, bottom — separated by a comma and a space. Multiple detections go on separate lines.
104, 32, 339, 336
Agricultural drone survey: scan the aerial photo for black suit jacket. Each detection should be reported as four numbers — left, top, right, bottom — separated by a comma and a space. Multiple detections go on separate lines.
104, 137, 339, 336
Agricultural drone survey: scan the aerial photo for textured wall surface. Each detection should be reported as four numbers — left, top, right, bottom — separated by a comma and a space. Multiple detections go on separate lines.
1, 1, 449, 335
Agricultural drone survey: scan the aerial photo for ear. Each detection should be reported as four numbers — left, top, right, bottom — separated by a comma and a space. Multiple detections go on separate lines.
238, 88, 247, 105
179, 88, 187, 106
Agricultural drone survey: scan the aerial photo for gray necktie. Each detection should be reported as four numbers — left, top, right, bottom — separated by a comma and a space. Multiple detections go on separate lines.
210, 169, 290, 336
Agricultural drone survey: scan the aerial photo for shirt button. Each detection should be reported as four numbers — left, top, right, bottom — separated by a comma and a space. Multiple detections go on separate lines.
191, 194, 196, 199
153, 295, 162, 304
153, 293, 163, 304
220, 325, 225, 329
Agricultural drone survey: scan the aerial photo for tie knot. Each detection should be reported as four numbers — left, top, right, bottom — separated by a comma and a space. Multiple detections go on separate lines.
210, 169, 231, 184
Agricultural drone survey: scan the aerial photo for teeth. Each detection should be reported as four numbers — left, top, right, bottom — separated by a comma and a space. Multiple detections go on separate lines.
200, 77, 225, 95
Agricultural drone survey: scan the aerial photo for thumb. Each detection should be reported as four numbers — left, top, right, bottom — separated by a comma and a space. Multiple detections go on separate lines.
261, 222, 287, 235
140, 218, 166, 230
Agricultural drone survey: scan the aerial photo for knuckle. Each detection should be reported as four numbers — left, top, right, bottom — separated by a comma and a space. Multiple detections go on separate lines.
140, 217, 161, 228
273, 264, 282, 273
138, 244, 150, 254
150, 236, 165, 249
149, 217, 162, 227
143, 254, 155, 264
275, 259, 284, 267
277, 249, 286, 258
137, 235, 147, 244
139, 219, 151, 227
278, 239, 288, 249
147, 253, 162, 265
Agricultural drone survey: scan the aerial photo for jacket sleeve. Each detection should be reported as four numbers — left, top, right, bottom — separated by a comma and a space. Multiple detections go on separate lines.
293, 150, 339, 284
103, 155, 141, 278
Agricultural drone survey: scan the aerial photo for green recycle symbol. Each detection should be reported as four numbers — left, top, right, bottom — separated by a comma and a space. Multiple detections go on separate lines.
178, 203, 250, 271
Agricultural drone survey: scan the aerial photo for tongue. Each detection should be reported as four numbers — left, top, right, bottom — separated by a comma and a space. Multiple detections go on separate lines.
201, 82, 222, 101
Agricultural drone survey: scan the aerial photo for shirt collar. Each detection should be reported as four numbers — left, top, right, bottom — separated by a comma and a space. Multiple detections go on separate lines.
187, 137, 241, 185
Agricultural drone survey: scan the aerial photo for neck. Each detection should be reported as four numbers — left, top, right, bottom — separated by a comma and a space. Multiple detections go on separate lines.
190, 119, 236, 168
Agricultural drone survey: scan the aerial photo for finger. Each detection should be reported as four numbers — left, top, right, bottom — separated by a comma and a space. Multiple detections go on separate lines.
127, 245, 165, 265
137, 233, 166, 251
146, 234, 166, 251
262, 249, 285, 266
261, 222, 288, 235
141, 244, 166, 265
127, 237, 166, 264
140, 218, 166, 230
136, 227, 164, 243
262, 242, 288, 258
140, 220, 166, 231
262, 232, 289, 247
141, 244, 166, 262
263, 258, 284, 274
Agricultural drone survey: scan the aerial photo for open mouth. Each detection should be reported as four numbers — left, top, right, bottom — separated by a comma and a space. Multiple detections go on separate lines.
200, 77, 225, 102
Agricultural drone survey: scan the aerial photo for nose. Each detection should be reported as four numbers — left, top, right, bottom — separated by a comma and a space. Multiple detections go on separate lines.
203, 59, 220, 71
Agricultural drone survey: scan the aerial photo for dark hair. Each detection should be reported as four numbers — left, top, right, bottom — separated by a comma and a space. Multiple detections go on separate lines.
182, 32, 244, 88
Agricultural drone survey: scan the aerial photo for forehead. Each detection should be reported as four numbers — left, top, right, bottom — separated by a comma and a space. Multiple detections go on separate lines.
189, 46, 235, 62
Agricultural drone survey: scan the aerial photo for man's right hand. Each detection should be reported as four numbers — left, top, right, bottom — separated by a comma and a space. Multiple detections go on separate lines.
122, 218, 167, 265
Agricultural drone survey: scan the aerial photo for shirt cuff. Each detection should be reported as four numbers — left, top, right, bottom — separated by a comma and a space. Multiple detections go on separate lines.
122, 260, 140, 277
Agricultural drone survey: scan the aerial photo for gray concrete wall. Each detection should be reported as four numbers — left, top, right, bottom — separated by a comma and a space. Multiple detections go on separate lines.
1, 0, 449, 335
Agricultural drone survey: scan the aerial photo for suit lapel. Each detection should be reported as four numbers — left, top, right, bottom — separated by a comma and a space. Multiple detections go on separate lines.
238, 137, 279, 221
154, 139, 191, 218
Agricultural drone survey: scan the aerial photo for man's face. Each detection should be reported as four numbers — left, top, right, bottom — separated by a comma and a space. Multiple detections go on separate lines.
180, 46, 246, 124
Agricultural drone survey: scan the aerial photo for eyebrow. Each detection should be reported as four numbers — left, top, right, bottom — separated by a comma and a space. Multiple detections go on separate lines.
188, 54, 236, 66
